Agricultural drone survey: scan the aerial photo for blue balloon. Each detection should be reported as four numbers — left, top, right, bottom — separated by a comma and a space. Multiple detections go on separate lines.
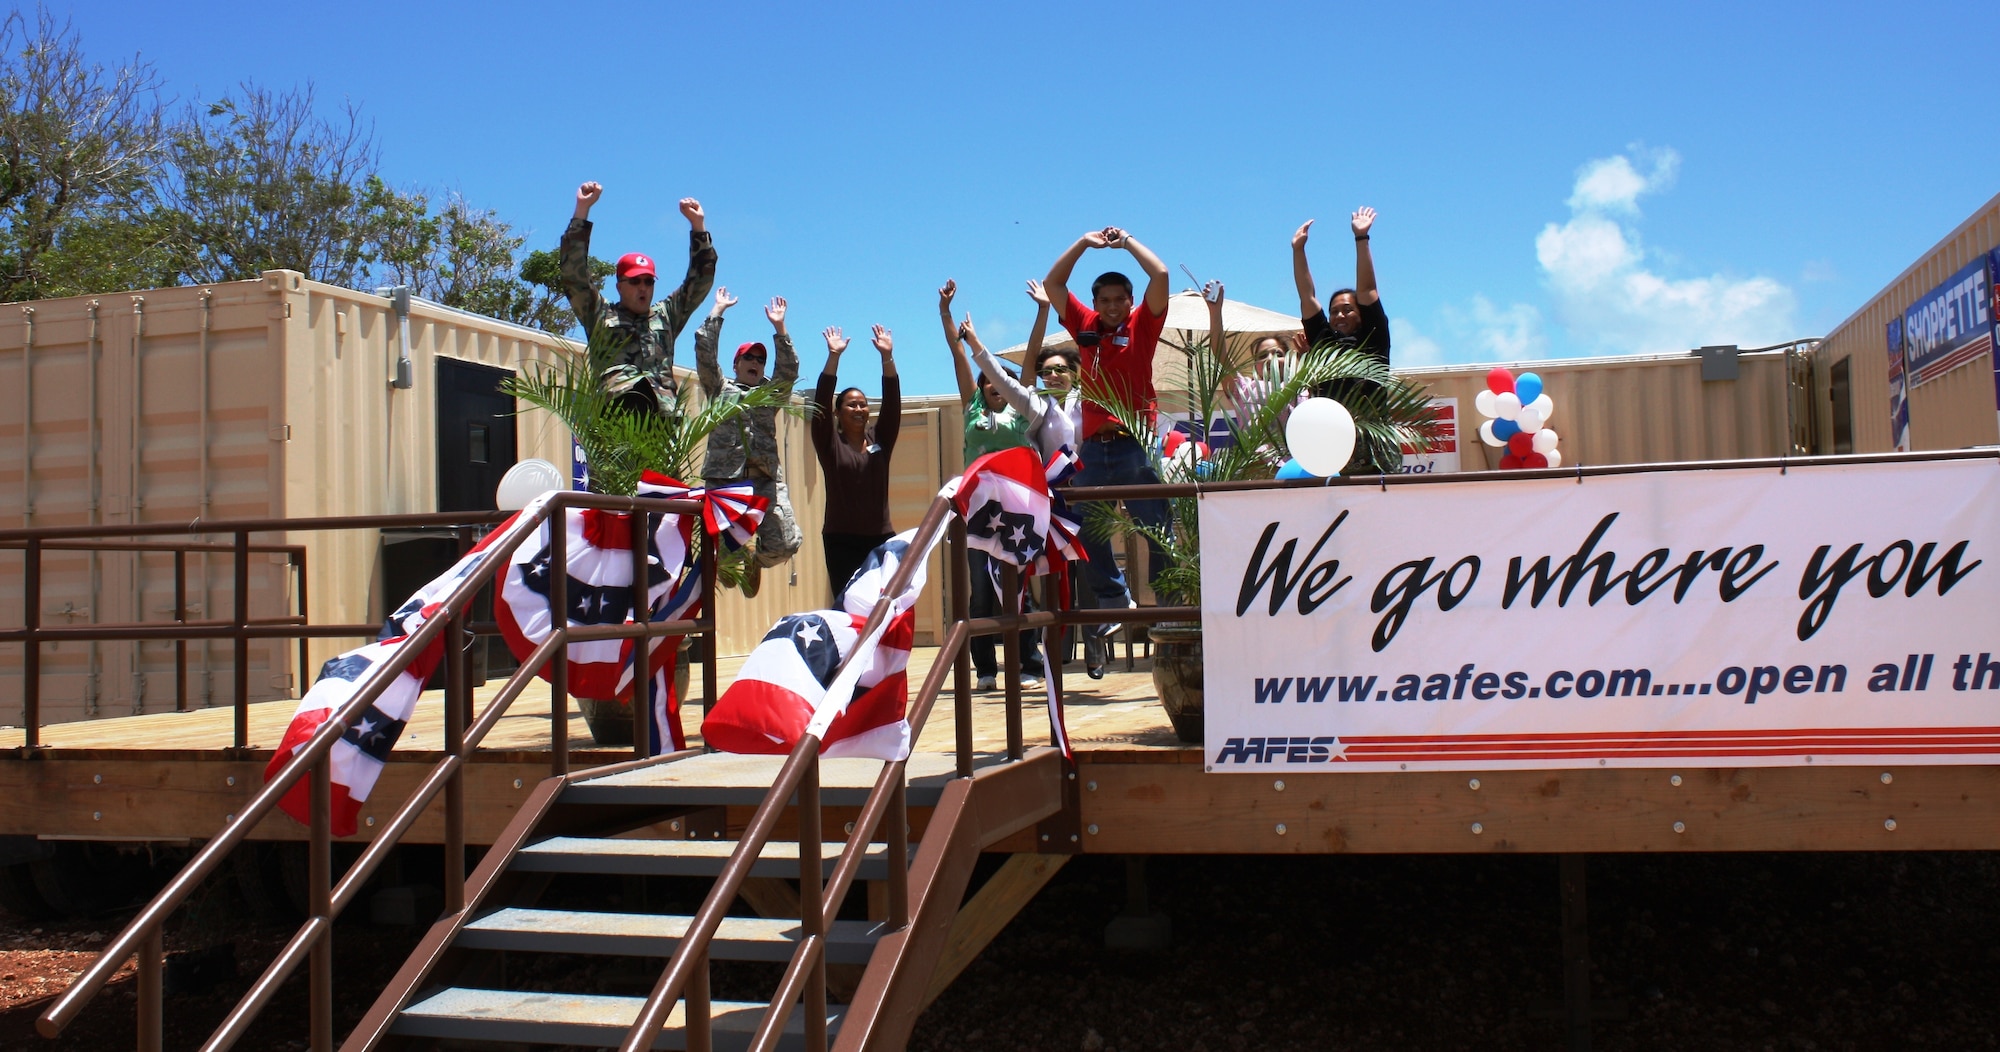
1515, 372, 1544, 405
1275, 458, 1315, 480
1493, 417, 1521, 441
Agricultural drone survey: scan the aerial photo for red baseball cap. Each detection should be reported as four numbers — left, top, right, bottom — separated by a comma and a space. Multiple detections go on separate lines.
735, 341, 768, 362
616, 252, 656, 280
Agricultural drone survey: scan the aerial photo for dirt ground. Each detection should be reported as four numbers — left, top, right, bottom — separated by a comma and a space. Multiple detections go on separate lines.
2, 848, 1997, 1050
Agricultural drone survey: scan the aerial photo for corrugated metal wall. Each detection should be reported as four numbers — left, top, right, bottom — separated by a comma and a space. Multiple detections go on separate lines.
0, 283, 292, 722
1400, 350, 1797, 468
1814, 192, 2000, 453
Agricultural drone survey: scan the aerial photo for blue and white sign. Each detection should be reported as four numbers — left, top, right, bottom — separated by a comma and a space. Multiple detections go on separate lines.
1902, 255, 1994, 387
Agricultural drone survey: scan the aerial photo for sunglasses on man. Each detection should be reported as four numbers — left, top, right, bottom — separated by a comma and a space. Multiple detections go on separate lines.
621, 275, 656, 286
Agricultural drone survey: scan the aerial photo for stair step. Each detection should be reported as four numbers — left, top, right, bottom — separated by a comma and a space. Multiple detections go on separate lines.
563, 750, 990, 807
458, 907, 884, 964
513, 836, 894, 880
393, 986, 841, 1050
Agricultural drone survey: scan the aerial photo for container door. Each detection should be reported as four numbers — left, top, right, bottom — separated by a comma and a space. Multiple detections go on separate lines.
435, 359, 518, 512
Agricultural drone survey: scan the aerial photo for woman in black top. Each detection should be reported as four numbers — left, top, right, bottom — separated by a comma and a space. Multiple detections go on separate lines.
1291, 206, 1396, 473
811, 324, 901, 604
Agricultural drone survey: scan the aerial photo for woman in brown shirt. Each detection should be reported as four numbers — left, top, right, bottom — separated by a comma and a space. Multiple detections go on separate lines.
812, 324, 901, 603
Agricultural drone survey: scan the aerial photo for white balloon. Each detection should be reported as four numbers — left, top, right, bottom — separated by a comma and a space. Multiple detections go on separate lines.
1515, 407, 1543, 434
1478, 419, 1502, 447
1544, 448, 1563, 469
1532, 428, 1560, 454
1494, 392, 1523, 420
1474, 389, 1499, 418
1285, 397, 1358, 476
495, 458, 565, 510
1530, 394, 1554, 421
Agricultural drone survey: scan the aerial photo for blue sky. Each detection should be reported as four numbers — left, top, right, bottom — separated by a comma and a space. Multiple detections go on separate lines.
55, 0, 2000, 396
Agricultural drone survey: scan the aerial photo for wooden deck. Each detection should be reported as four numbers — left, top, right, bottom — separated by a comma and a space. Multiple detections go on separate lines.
9, 640, 2000, 855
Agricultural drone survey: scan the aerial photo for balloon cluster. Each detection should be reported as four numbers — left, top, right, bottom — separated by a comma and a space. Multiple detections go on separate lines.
1277, 397, 1357, 479
1476, 368, 1562, 469
1161, 429, 1211, 477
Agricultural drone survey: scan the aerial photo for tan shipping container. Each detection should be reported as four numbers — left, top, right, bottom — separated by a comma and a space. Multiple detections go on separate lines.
1813, 191, 2000, 454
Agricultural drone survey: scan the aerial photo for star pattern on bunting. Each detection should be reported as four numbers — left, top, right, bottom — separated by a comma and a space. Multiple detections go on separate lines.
319, 652, 375, 684
342, 703, 407, 763
766, 613, 841, 687
964, 498, 1043, 562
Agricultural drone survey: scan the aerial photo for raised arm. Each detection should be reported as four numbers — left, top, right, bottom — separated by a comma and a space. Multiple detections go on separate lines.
1203, 280, 1236, 373
767, 297, 798, 389
693, 286, 735, 397
1042, 231, 1109, 323
558, 181, 607, 331
962, 314, 1039, 421
1108, 228, 1170, 316
939, 279, 975, 409
812, 326, 848, 464
1352, 206, 1379, 306
1291, 219, 1321, 319
657, 197, 718, 340
872, 325, 901, 452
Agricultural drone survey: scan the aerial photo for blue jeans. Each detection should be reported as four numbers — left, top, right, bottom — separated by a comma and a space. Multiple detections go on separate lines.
1070, 434, 1168, 608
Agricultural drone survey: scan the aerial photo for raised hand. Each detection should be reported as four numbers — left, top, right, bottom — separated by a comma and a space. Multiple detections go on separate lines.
1025, 278, 1051, 307
575, 181, 604, 218
1080, 229, 1111, 249
1291, 330, 1310, 355
1202, 279, 1225, 308
1292, 219, 1314, 249
679, 198, 706, 230
1351, 207, 1375, 237
938, 278, 957, 314
764, 296, 786, 327
710, 286, 738, 316
871, 325, 894, 356
957, 315, 978, 344
1102, 226, 1127, 248
823, 326, 850, 354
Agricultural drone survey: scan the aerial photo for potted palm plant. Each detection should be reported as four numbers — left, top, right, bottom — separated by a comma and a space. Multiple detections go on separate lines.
503, 324, 795, 744
1083, 304, 1442, 743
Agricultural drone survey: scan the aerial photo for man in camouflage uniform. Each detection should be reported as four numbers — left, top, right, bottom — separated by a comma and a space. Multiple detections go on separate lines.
694, 288, 802, 597
561, 180, 718, 413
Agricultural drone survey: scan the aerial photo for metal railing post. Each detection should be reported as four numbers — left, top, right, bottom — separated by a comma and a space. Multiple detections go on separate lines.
232, 530, 250, 749
309, 759, 333, 1052
1000, 562, 1022, 762
136, 926, 162, 1052
887, 778, 908, 928
798, 751, 827, 1052
701, 529, 719, 728
294, 550, 310, 701
23, 537, 40, 747
173, 549, 188, 712
631, 508, 653, 759
549, 503, 570, 777
948, 519, 971, 776
443, 611, 468, 914
1042, 573, 1064, 740
688, 952, 712, 1052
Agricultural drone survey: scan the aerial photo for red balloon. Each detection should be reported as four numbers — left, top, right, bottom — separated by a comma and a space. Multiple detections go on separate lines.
1486, 367, 1516, 395
1499, 453, 1525, 470
1507, 432, 1535, 457
1523, 452, 1550, 469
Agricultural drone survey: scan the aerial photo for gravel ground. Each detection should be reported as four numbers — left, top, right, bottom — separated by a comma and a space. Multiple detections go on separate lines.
2, 848, 1996, 1049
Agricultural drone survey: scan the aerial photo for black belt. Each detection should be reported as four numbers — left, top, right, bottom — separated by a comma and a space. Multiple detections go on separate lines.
1086, 429, 1134, 444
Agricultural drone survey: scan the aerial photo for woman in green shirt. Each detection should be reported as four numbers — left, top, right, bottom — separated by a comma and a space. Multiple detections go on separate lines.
940, 279, 1044, 693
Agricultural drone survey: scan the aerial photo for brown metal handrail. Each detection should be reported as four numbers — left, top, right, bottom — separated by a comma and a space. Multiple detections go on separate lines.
35, 491, 714, 1052
5, 511, 510, 746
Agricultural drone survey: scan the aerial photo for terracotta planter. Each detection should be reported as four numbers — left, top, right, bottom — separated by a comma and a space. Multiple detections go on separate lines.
1148, 623, 1204, 744
576, 639, 695, 746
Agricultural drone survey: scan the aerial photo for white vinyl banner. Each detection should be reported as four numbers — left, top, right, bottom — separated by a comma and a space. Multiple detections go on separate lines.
1199, 456, 2000, 771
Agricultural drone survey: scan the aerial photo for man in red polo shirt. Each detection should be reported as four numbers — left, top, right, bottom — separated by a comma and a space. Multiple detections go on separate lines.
1043, 227, 1171, 676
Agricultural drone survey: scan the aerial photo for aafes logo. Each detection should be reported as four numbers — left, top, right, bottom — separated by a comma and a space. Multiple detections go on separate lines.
1211, 735, 1345, 765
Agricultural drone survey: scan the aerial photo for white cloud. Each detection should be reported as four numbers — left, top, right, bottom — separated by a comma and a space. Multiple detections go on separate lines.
1537, 147, 1795, 356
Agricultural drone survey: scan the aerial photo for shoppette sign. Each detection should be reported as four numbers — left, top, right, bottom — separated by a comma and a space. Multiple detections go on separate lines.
1199, 455, 2000, 772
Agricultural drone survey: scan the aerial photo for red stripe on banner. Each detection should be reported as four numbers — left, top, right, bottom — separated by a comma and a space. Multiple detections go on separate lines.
581, 507, 636, 551
1342, 744, 2000, 761
1337, 725, 2000, 745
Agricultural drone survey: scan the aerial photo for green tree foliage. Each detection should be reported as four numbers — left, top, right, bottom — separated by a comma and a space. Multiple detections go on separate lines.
0, 7, 175, 301
0, 7, 596, 335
